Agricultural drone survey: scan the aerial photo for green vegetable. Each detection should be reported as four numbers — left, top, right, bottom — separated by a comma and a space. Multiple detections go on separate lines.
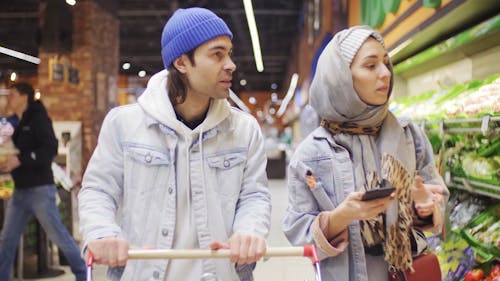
477, 138, 500, 157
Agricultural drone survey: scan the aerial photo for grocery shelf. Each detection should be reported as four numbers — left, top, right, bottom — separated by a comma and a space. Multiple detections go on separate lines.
448, 176, 500, 200
422, 116, 500, 135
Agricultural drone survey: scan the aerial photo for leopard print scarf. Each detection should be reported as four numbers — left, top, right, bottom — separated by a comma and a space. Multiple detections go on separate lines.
322, 116, 415, 272
321, 119, 381, 135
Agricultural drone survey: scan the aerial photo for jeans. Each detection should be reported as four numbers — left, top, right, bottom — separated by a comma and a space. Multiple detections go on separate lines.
0, 184, 86, 281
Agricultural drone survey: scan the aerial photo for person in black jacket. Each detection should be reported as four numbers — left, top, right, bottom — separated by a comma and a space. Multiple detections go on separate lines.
0, 82, 86, 281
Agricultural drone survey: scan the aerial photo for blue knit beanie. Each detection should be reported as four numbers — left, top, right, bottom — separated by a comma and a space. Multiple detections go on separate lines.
161, 7, 233, 68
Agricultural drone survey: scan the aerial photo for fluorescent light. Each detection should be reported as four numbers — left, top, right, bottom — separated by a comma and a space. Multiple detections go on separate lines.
388, 38, 413, 58
276, 73, 299, 117
0, 45, 40, 64
229, 89, 250, 113
243, 0, 264, 72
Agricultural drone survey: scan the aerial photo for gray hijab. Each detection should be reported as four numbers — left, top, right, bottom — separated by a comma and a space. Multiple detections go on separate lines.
310, 25, 389, 125
309, 25, 416, 271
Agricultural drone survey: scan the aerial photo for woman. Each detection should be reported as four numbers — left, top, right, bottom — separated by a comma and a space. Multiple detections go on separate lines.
282, 26, 448, 281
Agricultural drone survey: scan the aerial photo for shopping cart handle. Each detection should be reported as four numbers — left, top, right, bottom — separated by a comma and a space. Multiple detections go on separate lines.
86, 245, 322, 281
127, 246, 310, 259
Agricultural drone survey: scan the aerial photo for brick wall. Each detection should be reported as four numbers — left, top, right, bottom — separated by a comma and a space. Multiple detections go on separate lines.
38, 1, 118, 172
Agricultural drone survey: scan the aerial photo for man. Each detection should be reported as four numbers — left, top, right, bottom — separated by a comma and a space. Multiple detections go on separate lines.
78, 7, 271, 281
0, 82, 86, 281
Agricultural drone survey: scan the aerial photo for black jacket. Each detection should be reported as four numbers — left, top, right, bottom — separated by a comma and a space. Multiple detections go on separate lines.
11, 100, 58, 189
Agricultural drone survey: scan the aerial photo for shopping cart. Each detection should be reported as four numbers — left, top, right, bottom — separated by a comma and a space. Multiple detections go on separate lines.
86, 245, 322, 281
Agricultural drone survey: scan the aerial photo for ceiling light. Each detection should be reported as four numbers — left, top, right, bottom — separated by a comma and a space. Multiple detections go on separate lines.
66, 0, 76, 5
269, 108, 276, 115
138, 70, 146, 77
243, 0, 264, 72
271, 93, 278, 102
248, 96, 256, 104
10, 72, 16, 81
35, 90, 41, 100
240, 79, 247, 86
276, 73, 299, 117
0, 45, 40, 64
271, 83, 277, 90
122, 62, 131, 70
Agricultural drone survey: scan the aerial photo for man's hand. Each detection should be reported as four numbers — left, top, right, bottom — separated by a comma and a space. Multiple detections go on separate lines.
209, 233, 267, 264
0, 155, 20, 173
87, 237, 129, 267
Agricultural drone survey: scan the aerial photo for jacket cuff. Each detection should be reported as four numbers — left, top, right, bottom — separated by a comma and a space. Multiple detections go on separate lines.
311, 212, 348, 257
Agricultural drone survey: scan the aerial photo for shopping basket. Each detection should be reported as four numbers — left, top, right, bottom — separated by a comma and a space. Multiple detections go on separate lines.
86, 245, 322, 281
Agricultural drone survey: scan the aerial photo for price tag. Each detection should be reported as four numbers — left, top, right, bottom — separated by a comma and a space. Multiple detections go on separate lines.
480, 115, 490, 135
444, 171, 451, 184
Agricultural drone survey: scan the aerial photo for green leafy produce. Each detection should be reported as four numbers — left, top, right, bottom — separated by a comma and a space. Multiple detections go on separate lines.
477, 138, 500, 157
462, 154, 500, 185
428, 134, 442, 154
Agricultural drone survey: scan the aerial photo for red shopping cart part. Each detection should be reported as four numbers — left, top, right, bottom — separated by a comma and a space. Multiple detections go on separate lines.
86, 245, 322, 281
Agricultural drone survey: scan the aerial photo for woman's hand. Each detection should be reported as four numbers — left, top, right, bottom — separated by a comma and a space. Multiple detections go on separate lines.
326, 191, 395, 238
412, 176, 445, 218
340, 191, 395, 221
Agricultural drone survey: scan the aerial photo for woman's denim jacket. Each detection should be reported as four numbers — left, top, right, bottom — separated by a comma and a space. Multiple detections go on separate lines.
283, 119, 447, 281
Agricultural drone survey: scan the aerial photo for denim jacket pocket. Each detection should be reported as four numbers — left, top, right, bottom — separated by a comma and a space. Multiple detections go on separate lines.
207, 152, 246, 170
123, 144, 171, 195
206, 151, 246, 197
125, 145, 170, 166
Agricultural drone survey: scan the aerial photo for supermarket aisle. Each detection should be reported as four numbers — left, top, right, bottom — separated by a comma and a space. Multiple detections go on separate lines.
27, 179, 315, 281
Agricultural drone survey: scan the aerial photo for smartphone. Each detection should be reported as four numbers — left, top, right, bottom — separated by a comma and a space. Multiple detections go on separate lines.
361, 186, 396, 201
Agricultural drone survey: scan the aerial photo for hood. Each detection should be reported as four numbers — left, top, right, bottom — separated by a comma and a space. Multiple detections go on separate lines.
138, 70, 232, 134
309, 26, 391, 127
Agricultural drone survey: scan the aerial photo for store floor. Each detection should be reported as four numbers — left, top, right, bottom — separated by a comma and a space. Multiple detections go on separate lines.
24, 179, 316, 281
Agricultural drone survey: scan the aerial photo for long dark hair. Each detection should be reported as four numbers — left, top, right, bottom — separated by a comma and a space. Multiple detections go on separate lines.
166, 50, 195, 105
11, 82, 35, 103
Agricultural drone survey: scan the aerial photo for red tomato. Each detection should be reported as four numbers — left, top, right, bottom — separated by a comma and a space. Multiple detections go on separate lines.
464, 269, 484, 281
490, 264, 500, 276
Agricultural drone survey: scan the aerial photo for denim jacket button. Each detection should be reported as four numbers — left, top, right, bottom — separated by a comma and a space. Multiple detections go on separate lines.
145, 153, 152, 163
161, 228, 168, 236
153, 270, 160, 279
168, 187, 173, 194
223, 159, 230, 168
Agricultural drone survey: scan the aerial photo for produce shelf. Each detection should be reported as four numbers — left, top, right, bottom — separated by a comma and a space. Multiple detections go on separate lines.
448, 176, 500, 200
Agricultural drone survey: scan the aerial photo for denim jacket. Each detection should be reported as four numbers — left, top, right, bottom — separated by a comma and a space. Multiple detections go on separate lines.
283, 119, 447, 281
79, 70, 271, 281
